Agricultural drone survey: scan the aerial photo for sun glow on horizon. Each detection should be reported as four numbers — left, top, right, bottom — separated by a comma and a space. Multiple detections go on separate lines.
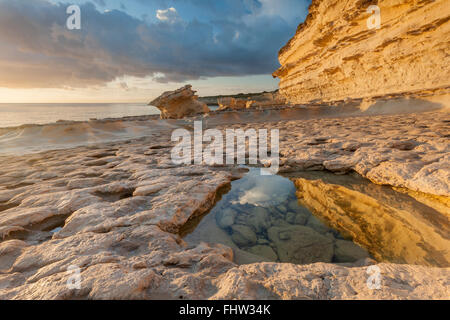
0, 75, 279, 104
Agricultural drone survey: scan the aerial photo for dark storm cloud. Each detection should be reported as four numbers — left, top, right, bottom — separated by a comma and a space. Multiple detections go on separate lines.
0, 0, 309, 88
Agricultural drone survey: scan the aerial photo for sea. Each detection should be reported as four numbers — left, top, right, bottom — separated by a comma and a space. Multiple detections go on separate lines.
0, 103, 160, 128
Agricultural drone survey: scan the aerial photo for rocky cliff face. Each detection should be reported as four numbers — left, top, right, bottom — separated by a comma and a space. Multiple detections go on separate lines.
273, 0, 450, 104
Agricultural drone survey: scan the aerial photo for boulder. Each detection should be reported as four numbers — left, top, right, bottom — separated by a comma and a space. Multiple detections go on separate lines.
245, 207, 271, 234
216, 208, 237, 229
285, 212, 307, 225
149, 85, 210, 119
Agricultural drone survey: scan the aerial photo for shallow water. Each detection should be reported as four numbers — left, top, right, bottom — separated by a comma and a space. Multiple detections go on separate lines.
183, 168, 450, 267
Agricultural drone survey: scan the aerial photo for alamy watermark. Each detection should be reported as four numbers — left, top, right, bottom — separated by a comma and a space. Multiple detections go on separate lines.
64, 4, 379, 31
66, 265, 81, 290
366, 265, 382, 290
367, 5, 381, 30
171, 121, 279, 175
66, 5, 81, 30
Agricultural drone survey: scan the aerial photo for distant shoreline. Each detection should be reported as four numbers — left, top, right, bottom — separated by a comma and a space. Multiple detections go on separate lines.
199, 90, 279, 106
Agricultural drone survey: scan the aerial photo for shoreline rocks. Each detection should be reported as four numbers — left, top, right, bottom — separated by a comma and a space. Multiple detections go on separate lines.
149, 85, 210, 119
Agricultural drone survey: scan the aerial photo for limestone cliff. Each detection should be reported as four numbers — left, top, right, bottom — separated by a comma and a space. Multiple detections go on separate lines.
273, 0, 450, 104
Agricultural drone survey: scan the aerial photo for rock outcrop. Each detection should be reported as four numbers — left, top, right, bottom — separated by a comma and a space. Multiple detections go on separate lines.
273, 0, 450, 105
217, 92, 286, 111
149, 85, 210, 119
272, 110, 450, 197
217, 97, 252, 111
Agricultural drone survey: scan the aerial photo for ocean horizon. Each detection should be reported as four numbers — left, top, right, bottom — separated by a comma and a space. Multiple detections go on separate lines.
0, 103, 160, 128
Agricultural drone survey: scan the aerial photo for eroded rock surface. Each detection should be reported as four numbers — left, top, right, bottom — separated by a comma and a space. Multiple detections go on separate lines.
212, 263, 450, 300
149, 85, 210, 119
0, 109, 448, 299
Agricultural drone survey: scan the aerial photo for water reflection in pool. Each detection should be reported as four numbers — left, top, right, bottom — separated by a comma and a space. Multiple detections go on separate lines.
183, 168, 371, 265
183, 167, 450, 267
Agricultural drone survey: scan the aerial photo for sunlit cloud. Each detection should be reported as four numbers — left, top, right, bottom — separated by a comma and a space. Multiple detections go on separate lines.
0, 0, 310, 101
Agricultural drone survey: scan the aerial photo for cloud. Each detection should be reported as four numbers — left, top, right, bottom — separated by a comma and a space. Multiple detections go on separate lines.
156, 7, 179, 23
234, 174, 294, 207
92, 0, 106, 7
119, 82, 130, 90
0, 0, 310, 89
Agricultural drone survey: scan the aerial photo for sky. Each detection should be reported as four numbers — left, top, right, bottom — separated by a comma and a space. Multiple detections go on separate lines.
0, 0, 311, 103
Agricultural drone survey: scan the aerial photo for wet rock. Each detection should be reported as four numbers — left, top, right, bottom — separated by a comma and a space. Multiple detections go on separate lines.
271, 218, 291, 228
247, 245, 278, 261
306, 215, 331, 234
234, 248, 270, 264
231, 225, 257, 247
334, 240, 370, 263
246, 207, 271, 234
286, 211, 308, 225
257, 238, 270, 245
279, 231, 291, 240
216, 208, 237, 229
325, 232, 336, 240
285, 212, 295, 224
288, 200, 300, 211
294, 214, 308, 225
268, 225, 334, 264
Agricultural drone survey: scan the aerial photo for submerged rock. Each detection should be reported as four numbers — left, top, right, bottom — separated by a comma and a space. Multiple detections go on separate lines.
247, 245, 278, 262
149, 85, 210, 119
334, 240, 370, 263
231, 225, 257, 247
216, 208, 237, 229
246, 207, 271, 234
306, 215, 331, 234
268, 225, 334, 264
285, 211, 308, 225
